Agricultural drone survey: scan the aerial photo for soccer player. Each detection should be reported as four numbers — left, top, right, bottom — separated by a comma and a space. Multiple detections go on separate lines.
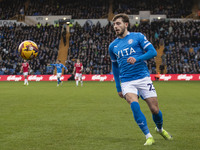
109, 14, 172, 146
49, 60, 68, 86
72, 59, 83, 86
20, 60, 30, 85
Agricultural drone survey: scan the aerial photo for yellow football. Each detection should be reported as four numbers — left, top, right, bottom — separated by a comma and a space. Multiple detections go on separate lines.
18, 40, 39, 60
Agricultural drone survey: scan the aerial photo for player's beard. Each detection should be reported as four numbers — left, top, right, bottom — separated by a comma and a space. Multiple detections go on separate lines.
116, 26, 125, 37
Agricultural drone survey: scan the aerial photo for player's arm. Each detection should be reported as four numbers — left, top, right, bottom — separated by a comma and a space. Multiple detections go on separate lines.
28, 65, 31, 73
127, 33, 157, 64
72, 67, 76, 75
20, 66, 23, 73
112, 62, 122, 92
65, 66, 68, 72
28, 64, 31, 70
80, 65, 83, 72
49, 64, 55, 66
109, 44, 123, 98
62, 64, 68, 72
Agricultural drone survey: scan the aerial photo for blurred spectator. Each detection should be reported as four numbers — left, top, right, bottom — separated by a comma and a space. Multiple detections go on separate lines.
62, 27, 67, 46
159, 63, 165, 74
155, 72, 161, 81
161, 53, 166, 65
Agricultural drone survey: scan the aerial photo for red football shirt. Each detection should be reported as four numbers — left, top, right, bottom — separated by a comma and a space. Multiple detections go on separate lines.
22, 63, 29, 72
75, 63, 83, 73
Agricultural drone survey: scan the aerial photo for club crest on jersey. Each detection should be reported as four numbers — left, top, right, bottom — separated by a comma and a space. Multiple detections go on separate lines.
128, 39, 133, 44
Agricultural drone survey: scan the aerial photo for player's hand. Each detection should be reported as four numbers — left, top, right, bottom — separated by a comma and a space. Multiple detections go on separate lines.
118, 92, 124, 98
66, 70, 68, 73
127, 57, 136, 65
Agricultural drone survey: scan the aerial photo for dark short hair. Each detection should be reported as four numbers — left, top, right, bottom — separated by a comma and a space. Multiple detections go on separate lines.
112, 13, 130, 24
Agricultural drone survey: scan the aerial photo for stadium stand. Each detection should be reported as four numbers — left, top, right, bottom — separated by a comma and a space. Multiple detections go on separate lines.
66, 21, 113, 74
113, 0, 193, 18
156, 20, 200, 73
66, 20, 159, 74
0, 23, 62, 75
0, 0, 25, 20
25, 0, 109, 19
1, 0, 193, 19
0, 0, 199, 75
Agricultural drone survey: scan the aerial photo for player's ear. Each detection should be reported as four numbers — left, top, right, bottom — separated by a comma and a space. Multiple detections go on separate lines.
125, 22, 129, 28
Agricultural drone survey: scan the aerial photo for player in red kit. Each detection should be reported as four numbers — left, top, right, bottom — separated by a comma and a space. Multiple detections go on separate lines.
20, 60, 30, 85
73, 59, 83, 86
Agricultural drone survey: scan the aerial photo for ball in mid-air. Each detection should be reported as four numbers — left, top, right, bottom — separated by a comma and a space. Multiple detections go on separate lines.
18, 40, 39, 60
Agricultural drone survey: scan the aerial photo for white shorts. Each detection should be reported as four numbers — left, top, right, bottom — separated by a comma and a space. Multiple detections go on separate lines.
23, 72, 28, 76
121, 77, 157, 99
57, 73, 62, 78
75, 73, 82, 79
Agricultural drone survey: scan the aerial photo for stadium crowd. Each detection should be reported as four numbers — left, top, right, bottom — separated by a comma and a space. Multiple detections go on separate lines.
66, 21, 113, 74
113, 0, 193, 18
1, 0, 193, 20
66, 19, 200, 74
0, 0, 109, 20
0, 0, 25, 20
25, 0, 109, 19
0, 0, 199, 75
0, 23, 62, 75
155, 20, 200, 74
66, 21, 159, 74
1, 19, 200, 75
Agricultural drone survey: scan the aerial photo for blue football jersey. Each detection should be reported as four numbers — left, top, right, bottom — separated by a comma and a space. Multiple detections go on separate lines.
109, 32, 153, 83
50, 63, 67, 73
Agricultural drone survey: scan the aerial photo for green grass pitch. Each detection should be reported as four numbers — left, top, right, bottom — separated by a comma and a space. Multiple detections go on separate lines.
0, 81, 200, 150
